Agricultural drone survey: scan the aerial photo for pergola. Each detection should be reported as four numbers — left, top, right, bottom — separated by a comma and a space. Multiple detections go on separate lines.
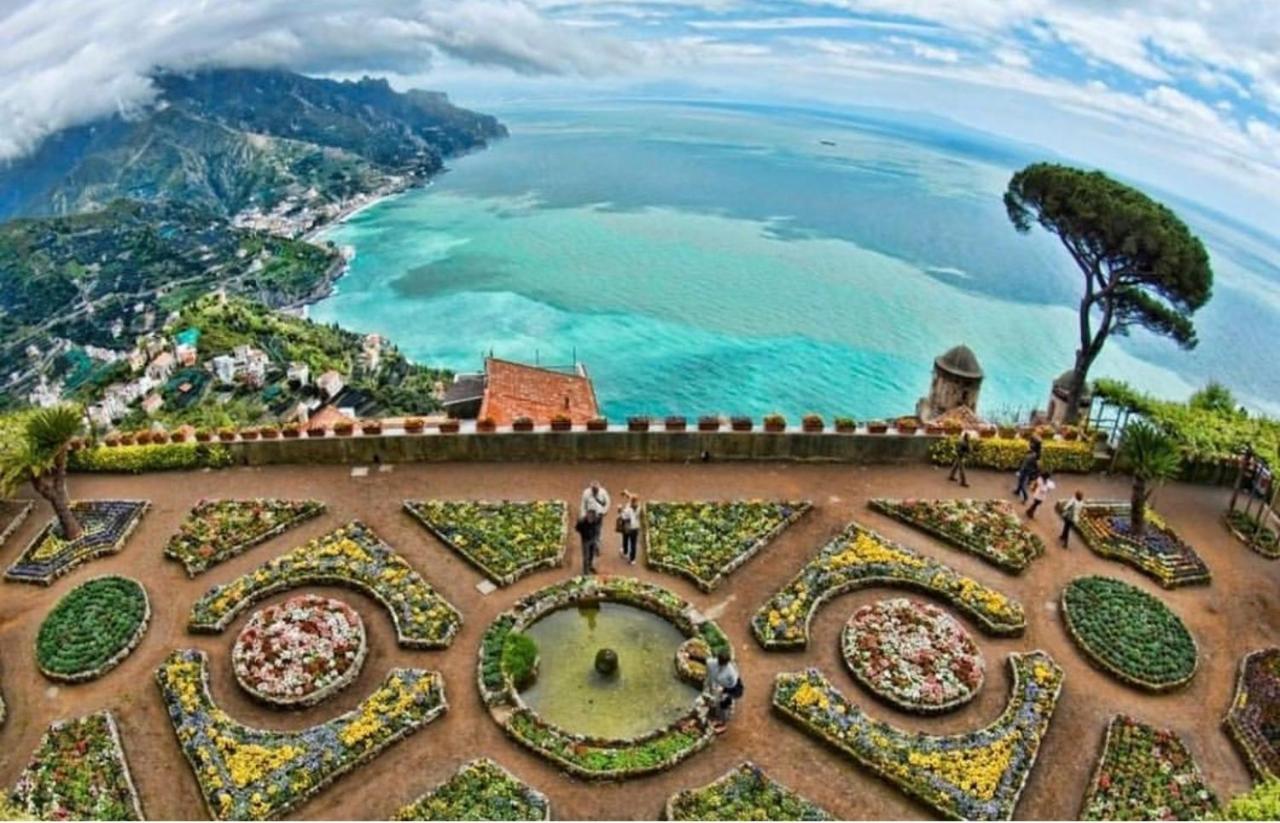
1226, 445, 1279, 553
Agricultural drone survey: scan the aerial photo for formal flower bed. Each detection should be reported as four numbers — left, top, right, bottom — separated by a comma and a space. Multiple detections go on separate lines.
1066, 501, 1211, 588
842, 598, 985, 713
393, 758, 550, 821
9, 711, 144, 820
1223, 647, 1280, 780
156, 649, 447, 820
869, 498, 1044, 573
1224, 509, 1280, 559
477, 576, 729, 779
1061, 576, 1197, 691
666, 762, 832, 821
165, 499, 327, 576
188, 521, 462, 649
232, 594, 367, 708
0, 499, 33, 550
5, 500, 149, 585
930, 436, 1095, 473
751, 520, 1026, 650
403, 500, 566, 586
36, 575, 150, 682
645, 500, 812, 592
772, 651, 1065, 821
1079, 715, 1218, 821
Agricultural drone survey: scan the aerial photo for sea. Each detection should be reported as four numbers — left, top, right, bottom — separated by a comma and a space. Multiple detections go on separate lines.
310, 100, 1280, 420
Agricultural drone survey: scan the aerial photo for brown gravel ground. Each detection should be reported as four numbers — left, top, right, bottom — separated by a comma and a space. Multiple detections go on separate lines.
0, 460, 1276, 820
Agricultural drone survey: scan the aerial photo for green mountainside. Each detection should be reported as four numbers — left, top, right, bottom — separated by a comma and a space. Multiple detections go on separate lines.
0, 68, 506, 219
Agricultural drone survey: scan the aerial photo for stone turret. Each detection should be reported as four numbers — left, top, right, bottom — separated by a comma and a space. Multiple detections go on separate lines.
917, 345, 984, 421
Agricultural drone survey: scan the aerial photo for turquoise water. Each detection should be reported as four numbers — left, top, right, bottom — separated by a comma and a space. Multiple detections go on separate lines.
312, 101, 1280, 418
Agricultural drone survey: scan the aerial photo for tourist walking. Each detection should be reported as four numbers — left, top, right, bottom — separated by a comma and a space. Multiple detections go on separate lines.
1059, 490, 1084, 548
617, 491, 642, 564
1026, 471, 1055, 518
948, 431, 972, 487
581, 480, 611, 521
1013, 441, 1041, 503
705, 651, 742, 732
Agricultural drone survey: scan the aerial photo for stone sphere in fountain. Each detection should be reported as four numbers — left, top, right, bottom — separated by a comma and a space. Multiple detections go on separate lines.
595, 648, 619, 676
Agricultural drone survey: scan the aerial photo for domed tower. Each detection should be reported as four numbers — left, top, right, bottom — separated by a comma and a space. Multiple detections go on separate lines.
1046, 369, 1092, 424
917, 345, 984, 421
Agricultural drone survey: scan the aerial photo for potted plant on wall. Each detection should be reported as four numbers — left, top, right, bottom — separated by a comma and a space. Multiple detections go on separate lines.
698, 415, 721, 432
834, 416, 857, 433
978, 424, 998, 439
476, 417, 498, 433
895, 417, 919, 435
664, 415, 687, 432
404, 417, 425, 434
802, 414, 824, 433
438, 418, 460, 433
282, 423, 302, 439
240, 427, 260, 441
551, 414, 573, 432
586, 417, 608, 432
260, 425, 280, 439
731, 416, 753, 432
306, 425, 326, 438
866, 420, 888, 434
764, 413, 787, 433
361, 420, 383, 435
513, 416, 535, 432
218, 427, 238, 442
333, 420, 354, 437
627, 416, 650, 432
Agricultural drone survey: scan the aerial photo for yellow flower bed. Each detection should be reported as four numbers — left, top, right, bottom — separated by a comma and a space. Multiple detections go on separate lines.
752, 521, 1025, 649
156, 649, 447, 820
773, 651, 1065, 820
187, 522, 462, 648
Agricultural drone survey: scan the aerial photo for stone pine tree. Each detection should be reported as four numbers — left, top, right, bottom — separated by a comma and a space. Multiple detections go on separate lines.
1005, 163, 1214, 424
0, 405, 85, 540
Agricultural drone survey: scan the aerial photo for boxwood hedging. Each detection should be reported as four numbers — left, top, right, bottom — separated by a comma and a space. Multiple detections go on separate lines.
36, 575, 150, 682
1061, 575, 1197, 691
69, 443, 233, 473
930, 436, 1095, 473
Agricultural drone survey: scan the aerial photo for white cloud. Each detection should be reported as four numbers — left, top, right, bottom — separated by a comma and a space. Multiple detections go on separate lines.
0, 0, 642, 160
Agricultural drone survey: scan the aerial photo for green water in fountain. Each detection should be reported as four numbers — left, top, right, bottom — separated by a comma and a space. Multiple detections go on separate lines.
519, 603, 700, 739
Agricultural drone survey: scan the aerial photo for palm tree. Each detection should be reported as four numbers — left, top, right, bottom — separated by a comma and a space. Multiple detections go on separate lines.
1118, 419, 1181, 538
0, 405, 85, 540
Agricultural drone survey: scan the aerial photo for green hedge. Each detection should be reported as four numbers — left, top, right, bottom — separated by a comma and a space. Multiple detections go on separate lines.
69, 443, 233, 473
1218, 779, 1280, 821
930, 436, 1095, 473
501, 632, 539, 689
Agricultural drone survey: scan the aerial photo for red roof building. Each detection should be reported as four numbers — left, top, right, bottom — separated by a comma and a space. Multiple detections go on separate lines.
476, 358, 600, 426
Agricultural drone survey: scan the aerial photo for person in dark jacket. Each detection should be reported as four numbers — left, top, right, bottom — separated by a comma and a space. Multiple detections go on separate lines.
948, 431, 973, 487
575, 510, 601, 574
1013, 440, 1041, 503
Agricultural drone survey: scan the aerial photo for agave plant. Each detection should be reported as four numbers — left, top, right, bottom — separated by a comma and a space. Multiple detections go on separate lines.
1119, 419, 1181, 538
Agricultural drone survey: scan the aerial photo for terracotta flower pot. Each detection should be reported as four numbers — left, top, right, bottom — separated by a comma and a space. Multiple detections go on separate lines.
282, 427, 301, 439
404, 419, 425, 433
665, 416, 687, 432
835, 420, 856, 433
307, 428, 326, 438
731, 417, 753, 432
438, 420, 460, 434
698, 417, 721, 432
764, 420, 786, 433
476, 418, 497, 433
586, 417, 608, 432
218, 431, 237, 442
240, 429, 260, 441
361, 423, 382, 435
867, 422, 888, 434
551, 418, 573, 432
260, 428, 280, 439
627, 417, 650, 432
802, 417, 824, 433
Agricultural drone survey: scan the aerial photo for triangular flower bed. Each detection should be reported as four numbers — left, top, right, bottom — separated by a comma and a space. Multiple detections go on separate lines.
1079, 715, 1218, 821
403, 500, 566, 586
164, 498, 326, 576
869, 498, 1044, 573
394, 758, 549, 821
5, 500, 149, 585
752, 520, 1026, 650
156, 649, 447, 821
1224, 647, 1280, 780
666, 762, 831, 820
10, 711, 143, 820
645, 500, 812, 591
1066, 500, 1210, 588
772, 651, 1064, 821
188, 521, 462, 648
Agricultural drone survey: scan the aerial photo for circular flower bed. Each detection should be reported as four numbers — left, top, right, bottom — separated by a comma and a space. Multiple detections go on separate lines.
36, 575, 150, 682
842, 598, 984, 713
232, 594, 367, 707
1061, 576, 1198, 691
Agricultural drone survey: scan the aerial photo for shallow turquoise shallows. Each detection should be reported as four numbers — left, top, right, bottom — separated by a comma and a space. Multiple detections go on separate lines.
312, 100, 1280, 418
518, 603, 698, 740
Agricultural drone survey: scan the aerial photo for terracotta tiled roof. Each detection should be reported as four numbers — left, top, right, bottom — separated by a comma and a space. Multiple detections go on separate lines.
307, 405, 356, 431
478, 358, 600, 426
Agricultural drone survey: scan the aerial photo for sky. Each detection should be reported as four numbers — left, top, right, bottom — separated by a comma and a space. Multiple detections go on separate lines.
1, 1, 1278, 232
